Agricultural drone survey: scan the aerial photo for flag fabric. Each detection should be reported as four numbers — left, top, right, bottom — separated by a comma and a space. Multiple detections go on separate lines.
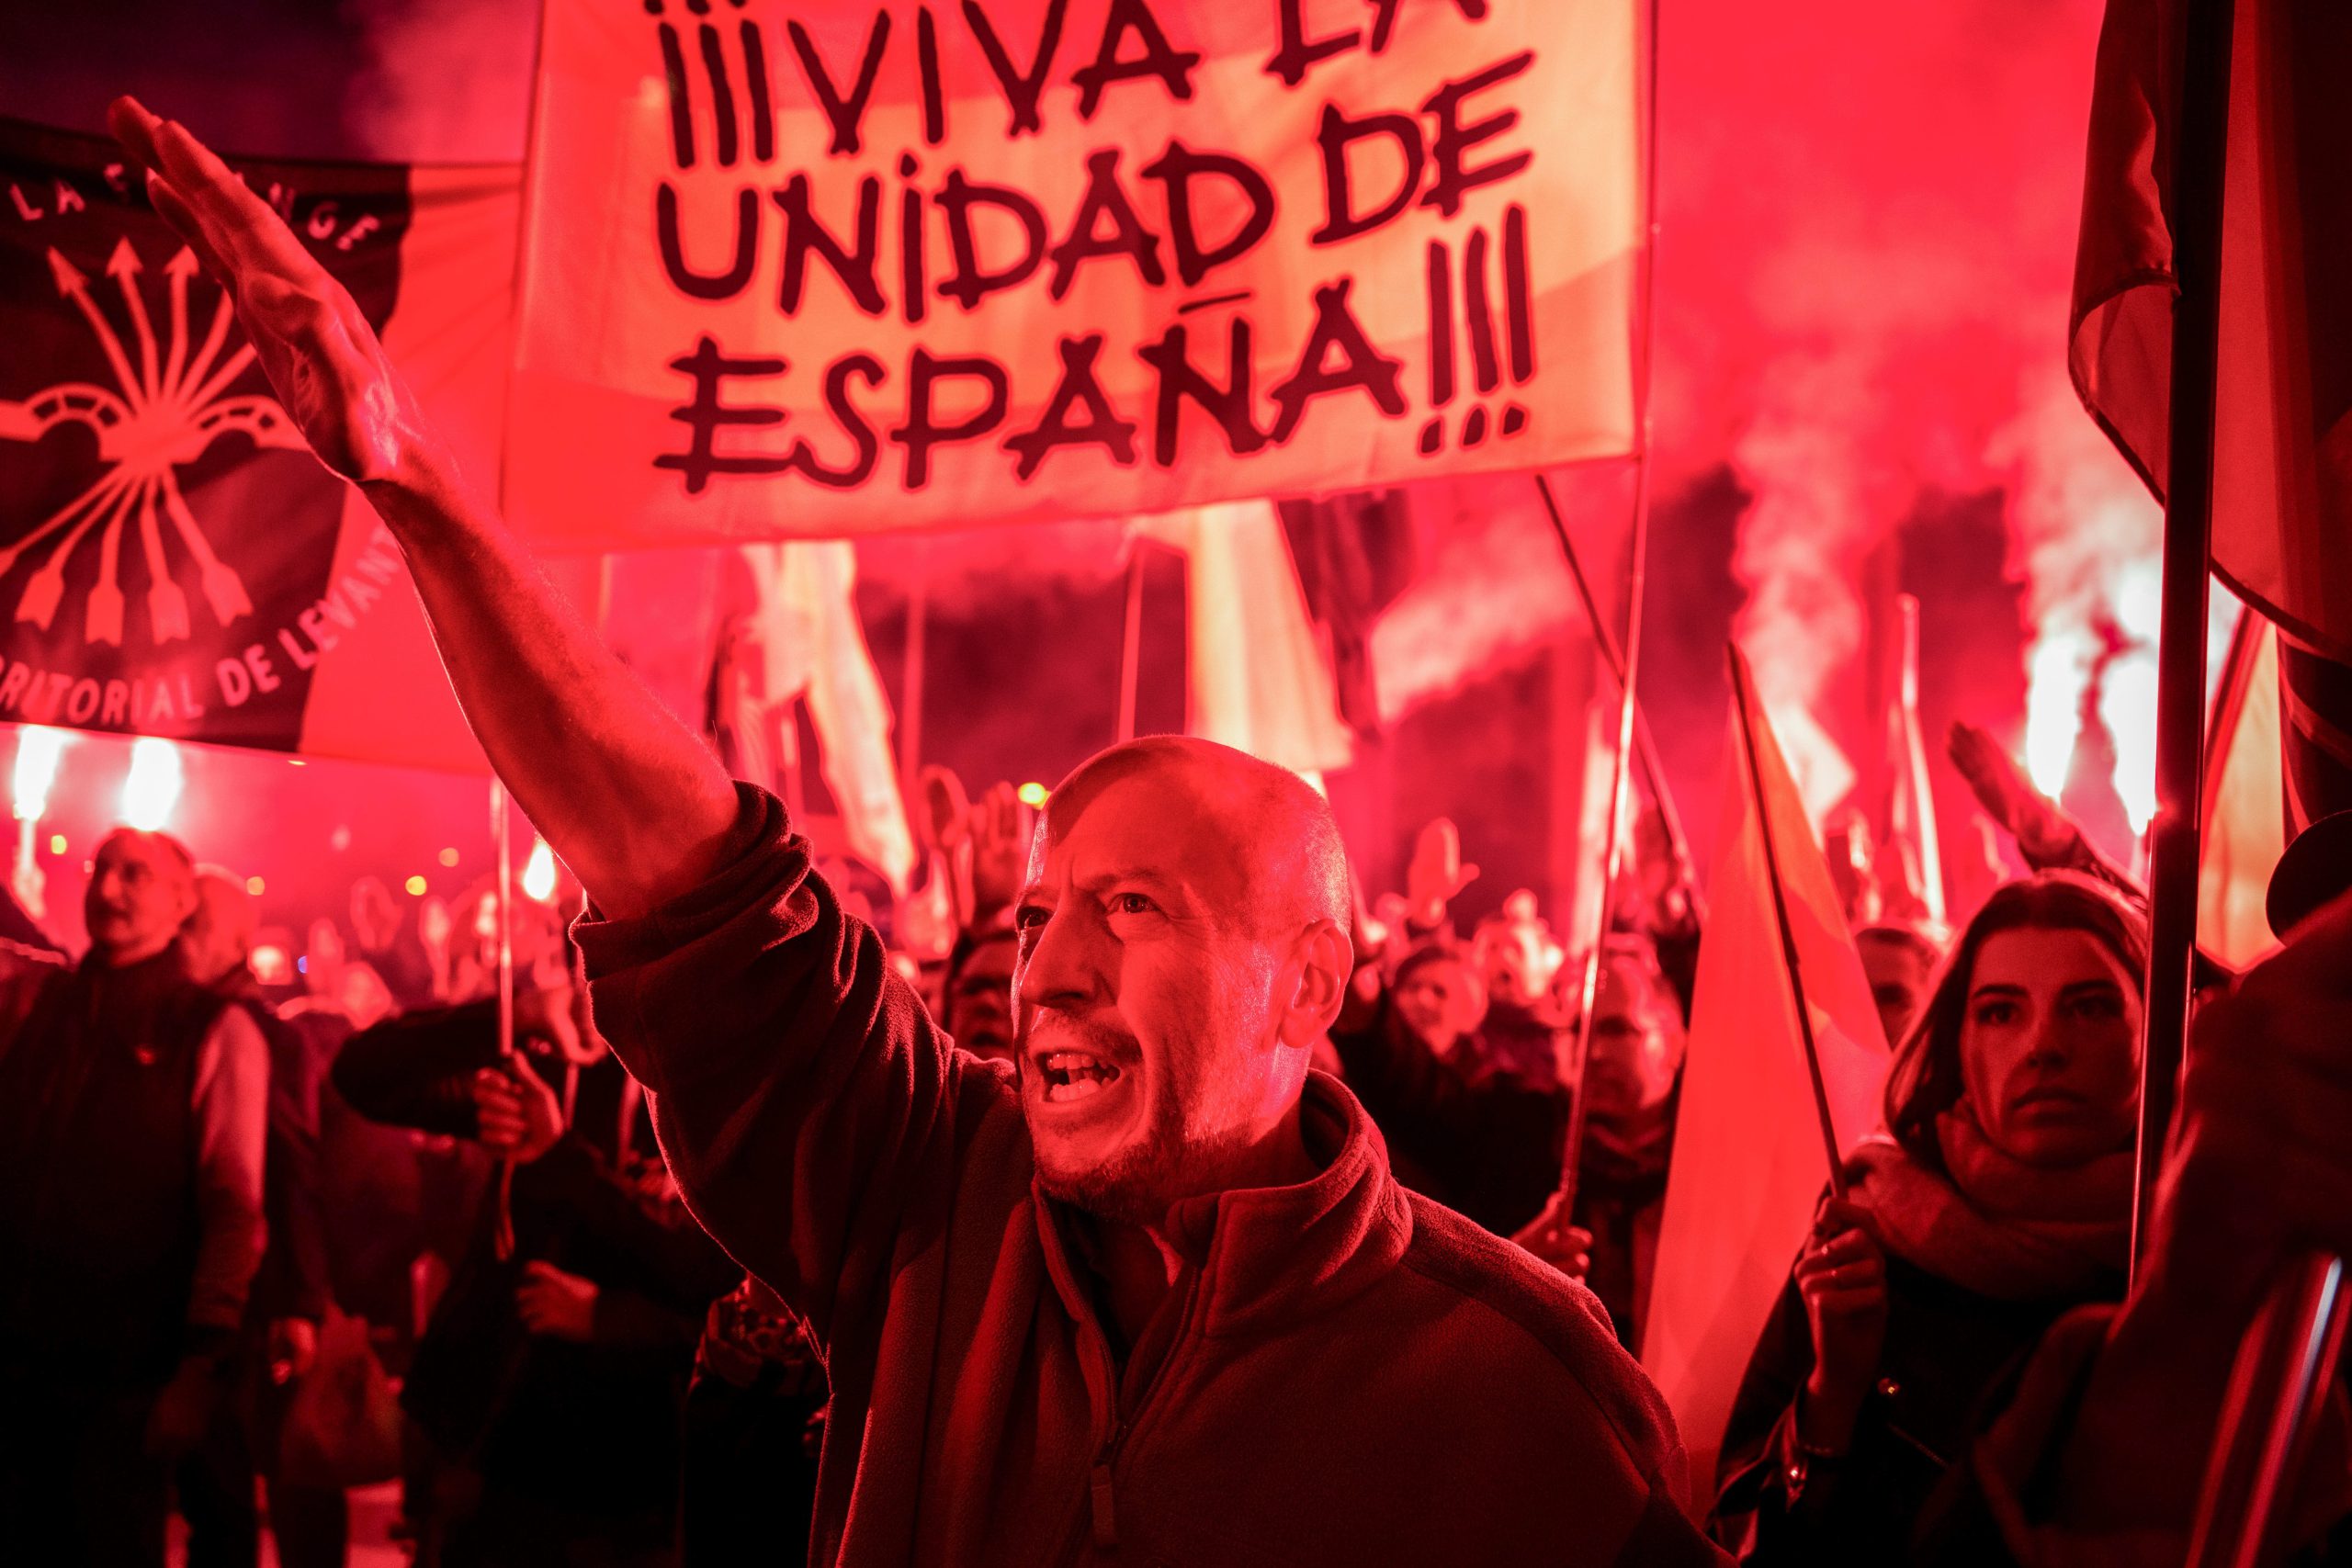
506, 0, 1640, 547
2070, 0, 2352, 659
0, 116, 515, 771
2277, 634, 2352, 836
1277, 487, 1417, 741
1877, 593, 1947, 929
2198, 607, 2286, 967
733, 540, 916, 891
1134, 500, 1354, 777
1643, 646, 1893, 1501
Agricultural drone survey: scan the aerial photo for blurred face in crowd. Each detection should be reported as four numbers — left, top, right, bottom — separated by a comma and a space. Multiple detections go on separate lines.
1857, 927, 1939, 1047
1013, 739, 1351, 1224
1394, 950, 1486, 1060
86, 829, 198, 967
1959, 926, 2142, 1167
338, 963, 396, 1030
1478, 892, 1564, 1009
1580, 947, 1685, 1138
946, 931, 1019, 1065
179, 870, 257, 987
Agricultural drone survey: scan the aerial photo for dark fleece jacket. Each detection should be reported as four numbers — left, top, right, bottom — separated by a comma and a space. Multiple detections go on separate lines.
579, 785, 1725, 1567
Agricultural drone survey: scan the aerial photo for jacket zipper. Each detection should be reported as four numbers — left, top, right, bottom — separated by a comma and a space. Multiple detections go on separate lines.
1067, 1268, 1204, 1558
1088, 1416, 1124, 1548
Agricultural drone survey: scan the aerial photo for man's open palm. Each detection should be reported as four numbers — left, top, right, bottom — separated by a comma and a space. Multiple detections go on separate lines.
108, 96, 430, 486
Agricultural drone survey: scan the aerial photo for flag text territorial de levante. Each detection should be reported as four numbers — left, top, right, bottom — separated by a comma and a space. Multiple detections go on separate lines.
0, 116, 515, 770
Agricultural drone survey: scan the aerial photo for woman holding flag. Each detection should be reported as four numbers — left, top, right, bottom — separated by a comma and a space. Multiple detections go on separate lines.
1711, 873, 2147, 1562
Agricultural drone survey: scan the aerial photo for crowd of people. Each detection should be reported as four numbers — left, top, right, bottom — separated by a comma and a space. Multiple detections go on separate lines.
5, 722, 2350, 1564
0, 95, 2348, 1568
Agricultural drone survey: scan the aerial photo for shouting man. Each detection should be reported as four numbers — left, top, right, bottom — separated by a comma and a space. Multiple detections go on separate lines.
110, 100, 1722, 1564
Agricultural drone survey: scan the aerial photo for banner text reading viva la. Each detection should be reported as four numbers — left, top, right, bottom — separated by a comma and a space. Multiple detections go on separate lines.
510, 0, 1639, 546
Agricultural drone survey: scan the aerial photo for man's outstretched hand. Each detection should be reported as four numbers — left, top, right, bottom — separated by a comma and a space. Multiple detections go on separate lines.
1947, 720, 2077, 866
106, 98, 739, 922
108, 97, 435, 488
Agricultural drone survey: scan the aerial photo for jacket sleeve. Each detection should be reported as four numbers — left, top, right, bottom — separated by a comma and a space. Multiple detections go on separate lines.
1331, 991, 1566, 1235
1710, 1266, 1822, 1557
1910, 1305, 2352, 1568
330, 999, 502, 1135
187, 1004, 270, 1346
1330, 991, 1487, 1145
0, 938, 66, 1049
254, 1007, 332, 1323
516, 1134, 744, 1314
574, 784, 1011, 1350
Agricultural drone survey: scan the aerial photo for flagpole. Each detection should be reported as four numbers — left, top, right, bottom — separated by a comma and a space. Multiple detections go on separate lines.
1727, 646, 1849, 1196
492, 776, 518, 1260
899, 542, 930, 783
1115, 548, 1146, 744
2189, 1256, 2351, 1568
2152, 0, 2352, 1553
2131, 0, 2233, 1279
1557, 0, 1665, 1213
1532, 469, 1701, 911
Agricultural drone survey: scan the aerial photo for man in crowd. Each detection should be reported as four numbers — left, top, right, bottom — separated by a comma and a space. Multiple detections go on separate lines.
0, 828, 269, 1565
114, 98, 1722, 1564
1331, 933, 1566, 1238
334, 966, 740, 1564
177, 869, 345, 1568
1388, 942, 1487, 1063
940, 919, 1018, 1066
1563, 938, 1686, 1344
1853, 920, 1942, 1049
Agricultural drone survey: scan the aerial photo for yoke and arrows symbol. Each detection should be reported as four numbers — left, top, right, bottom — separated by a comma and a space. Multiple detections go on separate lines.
0, 237, 308, 647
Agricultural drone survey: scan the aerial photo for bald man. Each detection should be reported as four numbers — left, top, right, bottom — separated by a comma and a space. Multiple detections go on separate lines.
112, 100, 1721, 1565
0, 830, 268, 1565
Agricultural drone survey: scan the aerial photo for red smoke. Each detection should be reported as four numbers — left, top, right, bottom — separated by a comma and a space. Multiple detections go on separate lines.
1652, 0, 2160, 847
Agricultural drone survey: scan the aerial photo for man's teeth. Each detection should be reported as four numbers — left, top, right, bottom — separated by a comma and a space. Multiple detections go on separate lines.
1041, 1051, 1120, 1102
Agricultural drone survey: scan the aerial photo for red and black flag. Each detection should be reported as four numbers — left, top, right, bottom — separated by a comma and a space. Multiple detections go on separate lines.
0, 116, 515, 770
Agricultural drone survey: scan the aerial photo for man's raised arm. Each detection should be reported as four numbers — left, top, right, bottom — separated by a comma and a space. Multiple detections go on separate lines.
108, 98, 736, 920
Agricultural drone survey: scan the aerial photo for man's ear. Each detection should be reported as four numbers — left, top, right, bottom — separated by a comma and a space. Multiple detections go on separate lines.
1281, 919, 1353, 1044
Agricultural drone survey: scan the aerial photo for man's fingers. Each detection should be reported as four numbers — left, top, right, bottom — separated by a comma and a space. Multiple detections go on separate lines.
110, 98, 297, 282
130, 107, 325, 291
141, 174, 230, 283
107, 96, 168, 175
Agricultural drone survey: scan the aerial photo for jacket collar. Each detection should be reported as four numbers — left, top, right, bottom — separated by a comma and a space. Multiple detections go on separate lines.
1035, 1071, 1415, 1342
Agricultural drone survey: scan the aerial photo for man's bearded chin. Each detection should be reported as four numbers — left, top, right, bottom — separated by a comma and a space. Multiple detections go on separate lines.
1032, 1089, 1261, 1228
1035, 1128, 1185, 1226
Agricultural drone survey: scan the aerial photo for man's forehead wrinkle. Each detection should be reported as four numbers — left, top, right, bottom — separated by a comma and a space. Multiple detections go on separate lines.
1041, 735, 1349, 931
